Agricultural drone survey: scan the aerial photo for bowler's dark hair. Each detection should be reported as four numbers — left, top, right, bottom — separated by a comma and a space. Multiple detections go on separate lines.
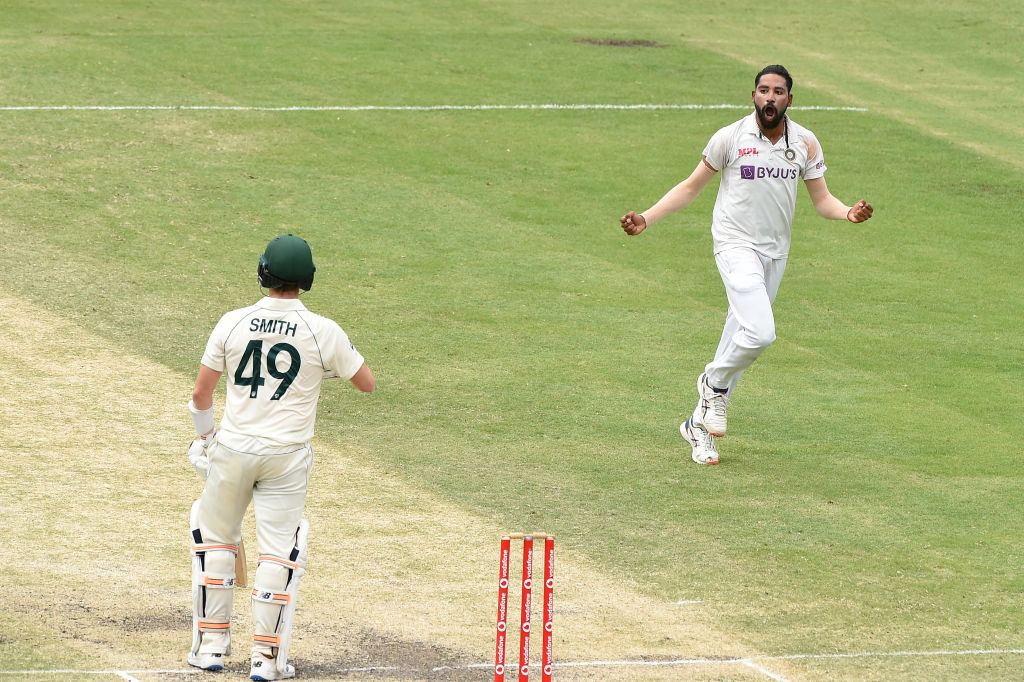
755, 64, 793, 92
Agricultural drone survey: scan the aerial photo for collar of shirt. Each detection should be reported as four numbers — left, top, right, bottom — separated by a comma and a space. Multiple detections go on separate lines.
257, 296, 308, 311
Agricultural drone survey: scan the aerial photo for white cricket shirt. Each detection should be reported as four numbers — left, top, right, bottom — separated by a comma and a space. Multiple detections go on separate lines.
702, 113, 826, 258
201, 297, 365, 453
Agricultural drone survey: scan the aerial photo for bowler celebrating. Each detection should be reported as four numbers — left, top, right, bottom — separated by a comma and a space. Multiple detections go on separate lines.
621, 64, 873, 465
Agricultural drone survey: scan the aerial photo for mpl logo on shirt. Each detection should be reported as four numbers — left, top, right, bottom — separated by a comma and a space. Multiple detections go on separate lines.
740, 165, 798, 180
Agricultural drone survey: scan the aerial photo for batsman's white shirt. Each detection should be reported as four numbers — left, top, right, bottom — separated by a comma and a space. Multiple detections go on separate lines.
201, 297, 364, 454
703, 113, 826, 258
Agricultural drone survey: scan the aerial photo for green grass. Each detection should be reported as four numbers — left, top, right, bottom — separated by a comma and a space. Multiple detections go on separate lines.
2, 0, 1023, 679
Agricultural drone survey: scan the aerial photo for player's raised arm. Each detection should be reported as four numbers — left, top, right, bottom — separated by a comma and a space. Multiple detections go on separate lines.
621, 158, 718, 235
804, 176, 873, 223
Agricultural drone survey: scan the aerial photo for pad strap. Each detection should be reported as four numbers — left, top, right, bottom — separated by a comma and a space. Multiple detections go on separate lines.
198, 620, 230, 633
202, 575, 236, 588
251, 587, 292, 606
254, 633, 281, 646
256, 555, 301, 570
193, 543, 239, 556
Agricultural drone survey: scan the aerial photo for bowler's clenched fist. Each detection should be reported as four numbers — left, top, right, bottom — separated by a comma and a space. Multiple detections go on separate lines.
621, 211, 647, 235
847, 200, 873, 223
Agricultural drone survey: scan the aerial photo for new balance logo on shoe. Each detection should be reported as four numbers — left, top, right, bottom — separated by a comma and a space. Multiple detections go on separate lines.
250, 656, 296, 681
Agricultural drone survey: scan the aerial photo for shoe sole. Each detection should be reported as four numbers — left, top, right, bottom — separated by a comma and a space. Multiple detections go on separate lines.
693, 453, 719, 465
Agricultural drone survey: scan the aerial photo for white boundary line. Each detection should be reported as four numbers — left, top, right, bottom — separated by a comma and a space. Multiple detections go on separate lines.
3, 649, 1022, 678
0, 103, 868, 112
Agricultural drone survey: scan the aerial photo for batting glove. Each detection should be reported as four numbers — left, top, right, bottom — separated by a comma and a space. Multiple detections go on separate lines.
187, 429, 217, 480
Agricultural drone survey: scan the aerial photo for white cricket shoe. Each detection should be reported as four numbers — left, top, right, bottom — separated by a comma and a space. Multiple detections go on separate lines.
250, 656, 295, 681
681, 418, 719, 465
188, 652, 225, 671
696, 373, 728, 437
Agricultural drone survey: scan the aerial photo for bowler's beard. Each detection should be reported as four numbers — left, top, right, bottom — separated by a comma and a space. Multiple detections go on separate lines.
755, 101, 787, 132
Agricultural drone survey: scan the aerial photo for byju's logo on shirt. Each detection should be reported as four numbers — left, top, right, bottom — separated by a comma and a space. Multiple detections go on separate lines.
740, 165, 798, 180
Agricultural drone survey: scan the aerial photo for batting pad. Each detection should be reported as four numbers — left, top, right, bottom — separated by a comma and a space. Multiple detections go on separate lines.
251, 518, 308, 674
190, 500, 238, 656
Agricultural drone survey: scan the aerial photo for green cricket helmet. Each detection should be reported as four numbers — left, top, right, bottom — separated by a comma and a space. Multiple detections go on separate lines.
257, 234, 316, 291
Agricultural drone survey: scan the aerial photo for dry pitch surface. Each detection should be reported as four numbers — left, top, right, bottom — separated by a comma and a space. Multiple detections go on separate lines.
0, 296, 799, 681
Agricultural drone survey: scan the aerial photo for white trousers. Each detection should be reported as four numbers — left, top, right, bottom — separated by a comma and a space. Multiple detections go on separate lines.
196, 441, 312, 556
703, 246, 787, 397
193, 441, 313, 655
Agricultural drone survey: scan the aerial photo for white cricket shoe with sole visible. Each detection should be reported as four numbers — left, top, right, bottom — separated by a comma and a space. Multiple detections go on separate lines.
250, 656, 295, 681
681, 418, 720, 465
696, 373, 728, 437
188, 652, 225, 671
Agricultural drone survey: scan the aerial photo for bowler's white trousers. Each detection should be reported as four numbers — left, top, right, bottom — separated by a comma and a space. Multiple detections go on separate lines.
703, 246, 787, 397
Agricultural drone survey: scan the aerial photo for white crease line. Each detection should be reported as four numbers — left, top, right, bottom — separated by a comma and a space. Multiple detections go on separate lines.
0, 672, 193, 676
741, 659, 791, 681
541, 657, 743, 669
0, 103, 868, 112
764, 648, 1024, 661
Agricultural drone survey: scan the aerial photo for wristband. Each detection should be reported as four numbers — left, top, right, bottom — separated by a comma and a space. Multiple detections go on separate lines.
189, 399, 215, 437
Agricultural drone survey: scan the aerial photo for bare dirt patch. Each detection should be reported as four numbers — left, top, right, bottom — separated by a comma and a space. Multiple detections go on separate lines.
574, 38, 663, 48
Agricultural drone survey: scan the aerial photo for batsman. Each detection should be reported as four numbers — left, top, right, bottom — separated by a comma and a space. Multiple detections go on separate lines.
186, 234, 375, 680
